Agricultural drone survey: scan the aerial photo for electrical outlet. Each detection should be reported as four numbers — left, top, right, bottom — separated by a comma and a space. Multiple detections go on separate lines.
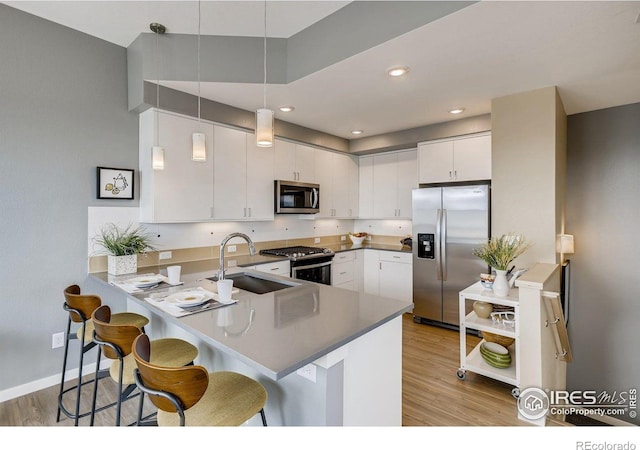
159, 251, 172, 260
227, 259, 237, 267
296, 364, 317, 383
341, 235, 346, 241
52, 332, 64, 349
314, 237, 320, 244
227, 245, 237, 253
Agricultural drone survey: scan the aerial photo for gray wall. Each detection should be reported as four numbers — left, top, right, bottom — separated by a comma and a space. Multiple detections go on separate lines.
566, 102, 640, 425
0, 5, 139, 393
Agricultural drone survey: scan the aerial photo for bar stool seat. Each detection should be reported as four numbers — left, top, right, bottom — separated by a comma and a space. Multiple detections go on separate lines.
57, 285, 149, 426
132, 334, 267, 427
90, 305, 198, 426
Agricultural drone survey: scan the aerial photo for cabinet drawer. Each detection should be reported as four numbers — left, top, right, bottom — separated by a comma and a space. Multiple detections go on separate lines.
333, 251, 356, 263
332, 261, 354, 285
379, 251, 412, 264
255, 260, 291, 276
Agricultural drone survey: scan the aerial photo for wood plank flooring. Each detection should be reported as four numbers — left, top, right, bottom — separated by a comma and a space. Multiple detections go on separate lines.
0, 313, 569, 426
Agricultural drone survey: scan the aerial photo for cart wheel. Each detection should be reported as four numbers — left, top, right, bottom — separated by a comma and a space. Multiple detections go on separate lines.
456, 369, 466, 380
511, 387, 520, 399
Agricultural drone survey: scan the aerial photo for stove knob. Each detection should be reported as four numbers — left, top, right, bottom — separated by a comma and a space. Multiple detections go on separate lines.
300, 252, 306, 257
292, 253, 298, 258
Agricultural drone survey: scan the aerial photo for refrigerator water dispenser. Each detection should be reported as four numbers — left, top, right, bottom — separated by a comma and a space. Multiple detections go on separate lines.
417, 233, 435, 259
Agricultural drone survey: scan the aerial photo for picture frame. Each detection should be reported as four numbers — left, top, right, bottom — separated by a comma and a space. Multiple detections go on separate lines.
97, 167, 134, 200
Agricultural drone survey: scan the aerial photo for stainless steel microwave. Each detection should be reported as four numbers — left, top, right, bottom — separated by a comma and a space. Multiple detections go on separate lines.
275, 180, 320, 214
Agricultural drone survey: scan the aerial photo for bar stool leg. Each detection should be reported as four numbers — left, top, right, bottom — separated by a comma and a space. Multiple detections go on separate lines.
56, 317, 72, 423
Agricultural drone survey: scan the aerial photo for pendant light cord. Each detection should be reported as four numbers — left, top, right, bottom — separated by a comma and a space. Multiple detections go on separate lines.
197, 0, 201, 124
155, 27, 160, 146
263, 0, 267, 109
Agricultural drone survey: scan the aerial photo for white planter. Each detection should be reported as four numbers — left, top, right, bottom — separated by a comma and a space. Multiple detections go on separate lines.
108, 254, 138, 275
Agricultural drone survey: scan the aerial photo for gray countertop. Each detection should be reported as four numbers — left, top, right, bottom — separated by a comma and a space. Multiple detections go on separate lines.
91, 264, 413, 381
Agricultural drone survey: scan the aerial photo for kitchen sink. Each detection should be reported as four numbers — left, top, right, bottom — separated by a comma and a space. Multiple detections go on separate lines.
207, 272, 299, 295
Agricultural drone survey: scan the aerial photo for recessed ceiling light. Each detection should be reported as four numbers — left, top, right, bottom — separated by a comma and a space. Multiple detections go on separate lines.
449, 108, 465, 115
351, 130, 363, 135
279, 106, 295, 112
387, 66, 409, 77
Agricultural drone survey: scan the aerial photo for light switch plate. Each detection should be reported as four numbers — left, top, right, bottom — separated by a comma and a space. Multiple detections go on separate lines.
159, 251, 172, 260
341, 235, 346, 241
314, 237, 320, 244
227, 245, 237, 253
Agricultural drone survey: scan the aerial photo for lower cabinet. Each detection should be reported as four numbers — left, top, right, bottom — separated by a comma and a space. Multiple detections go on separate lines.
362, 249, 413, 302
331, 251, 357, 290
255, 260, 291, 277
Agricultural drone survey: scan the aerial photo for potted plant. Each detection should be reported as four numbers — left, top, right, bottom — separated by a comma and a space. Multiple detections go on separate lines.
94, 223, 155, 275
472, 233, 532, 297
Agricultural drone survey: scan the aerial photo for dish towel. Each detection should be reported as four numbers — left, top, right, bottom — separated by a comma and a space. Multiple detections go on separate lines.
145, 287, 237, 318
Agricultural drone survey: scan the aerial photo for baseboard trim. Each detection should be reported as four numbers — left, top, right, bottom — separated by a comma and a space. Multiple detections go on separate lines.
0, 360, 110, 403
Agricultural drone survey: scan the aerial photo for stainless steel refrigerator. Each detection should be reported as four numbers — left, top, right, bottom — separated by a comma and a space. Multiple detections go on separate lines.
412, 184, 490, 327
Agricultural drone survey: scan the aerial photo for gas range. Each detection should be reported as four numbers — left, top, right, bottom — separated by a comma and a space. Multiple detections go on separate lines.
259, 245, 334, 262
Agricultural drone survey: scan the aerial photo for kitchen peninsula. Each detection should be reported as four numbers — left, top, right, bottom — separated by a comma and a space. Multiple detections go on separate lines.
91, 258, 413, 426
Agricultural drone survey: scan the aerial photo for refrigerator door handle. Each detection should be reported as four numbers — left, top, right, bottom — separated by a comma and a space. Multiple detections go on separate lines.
435, 208, 442, 280
442, 209, 448, 281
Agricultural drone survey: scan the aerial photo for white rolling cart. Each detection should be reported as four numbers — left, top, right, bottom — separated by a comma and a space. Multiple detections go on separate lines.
457, 282, 521, 399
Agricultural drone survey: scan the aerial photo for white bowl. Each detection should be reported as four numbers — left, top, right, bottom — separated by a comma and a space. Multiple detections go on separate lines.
349, 235, 366, 245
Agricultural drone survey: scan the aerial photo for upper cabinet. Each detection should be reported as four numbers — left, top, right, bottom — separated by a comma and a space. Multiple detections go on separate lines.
314, 150, 359, 218
139, 109, 214, 223
212, 126, 274, 221
359, 149, 417, 219
418, 133, 491, 184
274, 140, 315, 183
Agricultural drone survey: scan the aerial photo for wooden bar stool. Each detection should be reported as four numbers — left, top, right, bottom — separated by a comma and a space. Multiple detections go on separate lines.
132, 333, 268, 427
57, 285, 149, 426
90, 305, 198, 426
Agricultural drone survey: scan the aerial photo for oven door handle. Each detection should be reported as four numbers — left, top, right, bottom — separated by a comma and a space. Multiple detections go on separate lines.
292, 260, 333, 272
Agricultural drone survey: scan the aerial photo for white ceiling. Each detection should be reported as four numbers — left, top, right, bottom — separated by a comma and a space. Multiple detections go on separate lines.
5, 1, 640, 139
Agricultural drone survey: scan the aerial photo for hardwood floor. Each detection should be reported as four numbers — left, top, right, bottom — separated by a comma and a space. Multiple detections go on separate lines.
0, 313, 568, 426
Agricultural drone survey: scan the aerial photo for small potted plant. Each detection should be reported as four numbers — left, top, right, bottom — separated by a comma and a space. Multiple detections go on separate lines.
94, 223, 155, 275
472, 233, 532, 297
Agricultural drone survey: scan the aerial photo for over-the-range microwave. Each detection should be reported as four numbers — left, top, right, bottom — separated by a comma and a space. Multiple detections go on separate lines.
274, 180, 320, 214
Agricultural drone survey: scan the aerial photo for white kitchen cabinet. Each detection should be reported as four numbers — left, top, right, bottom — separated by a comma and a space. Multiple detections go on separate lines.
314, 150, 359, 218
359, 149, 417, 219
255, 260, 290, 277
418, 133, 491, 184
378, 251, 413, 302
362, 249, 412, 302
212, 126, 274, 221
331, 251, 356, 290
274, 140, 315, 183
139, 109, 214, 223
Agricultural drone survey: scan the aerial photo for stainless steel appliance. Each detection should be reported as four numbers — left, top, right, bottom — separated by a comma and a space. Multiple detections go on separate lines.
260, 246, 334, 285
274, 180, 320, 214
412, 183, 490, 327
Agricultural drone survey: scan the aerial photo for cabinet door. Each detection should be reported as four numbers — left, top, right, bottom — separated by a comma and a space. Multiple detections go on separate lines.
358, 156, 374, 218
332, 153, 351, 218
396, 150, 417, 218
372, 153, 398, 218
379, 260, 413, 302
346, 154, 359, 218
150, 111, 214, 222
213, 125, 246, 220
295, 144, 316, 182
246, 133, 275, 220
418, 140, 454, 184
363, 250, 380, 296
313, 149, 334, 218
453, 135, 491, 182
274, 139, 296, 181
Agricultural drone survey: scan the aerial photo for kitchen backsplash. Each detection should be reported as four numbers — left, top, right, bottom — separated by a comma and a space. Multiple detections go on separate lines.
88, 207, 412, 273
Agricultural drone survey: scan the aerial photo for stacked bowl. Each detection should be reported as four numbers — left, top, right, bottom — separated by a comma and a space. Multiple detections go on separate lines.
479, 341, 511, 369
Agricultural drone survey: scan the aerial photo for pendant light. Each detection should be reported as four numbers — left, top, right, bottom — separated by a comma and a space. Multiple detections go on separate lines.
256, 0, 274, 147
192, 0, 206, 161
151, 22, 166, 170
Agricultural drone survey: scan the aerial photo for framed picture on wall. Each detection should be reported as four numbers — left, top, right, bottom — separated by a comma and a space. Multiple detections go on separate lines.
97, 167, 134, 200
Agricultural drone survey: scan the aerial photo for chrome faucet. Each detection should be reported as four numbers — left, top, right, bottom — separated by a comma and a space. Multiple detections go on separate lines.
218, 232, 256, 280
